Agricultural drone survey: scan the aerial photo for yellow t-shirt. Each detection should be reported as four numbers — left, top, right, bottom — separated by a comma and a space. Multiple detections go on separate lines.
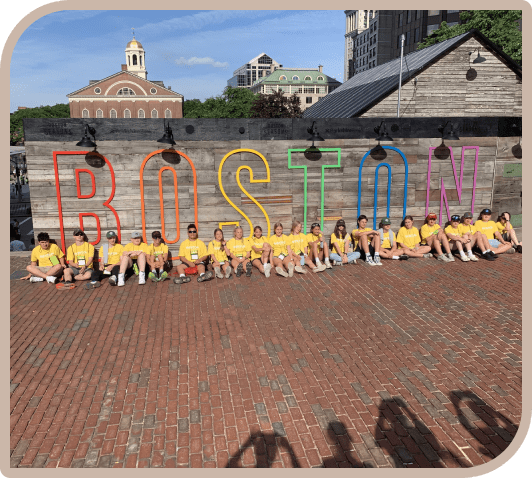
445, 225, 462, 239
31, 243, 64, 267
420, 224, 440, 244
396, 226, 421, 249
98, 243, 124, 265
351, 228, 372, 249
474, 220, 498, 240
459, 223, 477, 236
306, 233, 323, 251
288, 233, 308, 255
381, 231, 392, 249
496, 221, 513, 234
148, 243, 169, 260
227, 238, 250, 258
66, 242, 95, 269
268, 234, 289, 257
123, 242, 149, 260
178, 239, 207, 262
330, 233, 348, 253
207, 240, 229, 263
247, 236, 268, 261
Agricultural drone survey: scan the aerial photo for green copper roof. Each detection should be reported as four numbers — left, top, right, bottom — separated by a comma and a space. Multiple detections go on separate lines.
253, 69, 341, 86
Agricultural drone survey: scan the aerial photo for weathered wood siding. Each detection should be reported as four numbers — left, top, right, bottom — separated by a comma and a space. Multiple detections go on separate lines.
361, 38, 522, 118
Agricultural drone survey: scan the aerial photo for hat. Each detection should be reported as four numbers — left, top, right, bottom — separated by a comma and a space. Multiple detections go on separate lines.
152, 230, 162, 238
131, 231, 142, 239
450, 215, 460, 221
463, 212, 473, 219
336, 219, 346, 226
106, 231, 117, 239
427, 212, 437, 219
481, 208, 492, 215
381, 217, 391, 225
73, 229, 84, 236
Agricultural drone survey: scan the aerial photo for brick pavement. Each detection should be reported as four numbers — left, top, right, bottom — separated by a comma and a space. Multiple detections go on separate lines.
10, 253, 521, 468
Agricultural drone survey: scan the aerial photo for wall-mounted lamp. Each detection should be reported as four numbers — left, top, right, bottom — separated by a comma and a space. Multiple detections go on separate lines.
374, 121, 393, 142
511, 123, 522, 159
307, 121, 324, 148
76, 124, 97, 148
438, 121, 460, 141
157, 120, 176, 146
469, 49, 486, 64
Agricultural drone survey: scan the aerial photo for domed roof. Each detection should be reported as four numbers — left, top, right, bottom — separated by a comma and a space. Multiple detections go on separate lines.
126, 38, 143, 49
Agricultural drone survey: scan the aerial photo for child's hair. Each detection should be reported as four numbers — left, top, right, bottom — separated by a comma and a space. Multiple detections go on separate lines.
333, 223, 347, 240
400, 215, 414, 228
187, 223, 197, 231
37, 232, 50, 242
424, 214, 438, 225
213, 228, 224, 241
291, 220, 302, 234
273, 222, 283, 233
233, 226, 243, 237
356, 215, 367, 227
499, 211, 511, 222
254, 225, 262, 233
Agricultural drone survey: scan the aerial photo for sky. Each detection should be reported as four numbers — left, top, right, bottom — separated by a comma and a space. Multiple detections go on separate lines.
9, 10, 345, 112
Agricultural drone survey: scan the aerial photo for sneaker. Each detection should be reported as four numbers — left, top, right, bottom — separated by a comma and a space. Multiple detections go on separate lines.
365, 257, 376, 266
294, 265, 304, 274
287, 263, 294, 277
275, 266, 288, 277
225, 266, 232, 279
460, 255, 470, 262
437, 254, 449, 263
138, 272, 146, 285
108, 275, 117, 286
506, 247, 515, 254
312, 266, 321, 273
214, 266, 223, 279
160, 271, 168, 282
488, 251, 499, 259
173, 276, 191, 284
84, 281, 101, 290
423, 253, 433, 258
149, 272, 157, 282
399, 255, 409, 261
246, 262, 253, 277
516, 245, 522, 254
198, 271, 214, 282
46, 276, 57, 284
373, 255, 382, 266
133, 263, 139, 275
468, 254, 479, 262
30, 276, 44, 283
331, 260, 338, 266
446, 253, 455, 262
348, 259, 357, 264
264, 263, 271, 278
236, 263, 243, 277
483, 252, 496, 261
318, 263, 327, 272
118, 276, 125, 287
325, 261, 333, 269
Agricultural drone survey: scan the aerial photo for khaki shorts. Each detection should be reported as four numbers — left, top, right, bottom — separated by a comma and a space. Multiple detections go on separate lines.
36, 266, 61, 276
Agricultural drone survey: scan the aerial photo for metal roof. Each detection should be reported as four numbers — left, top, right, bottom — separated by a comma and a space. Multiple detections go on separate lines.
304, 30, 520, 118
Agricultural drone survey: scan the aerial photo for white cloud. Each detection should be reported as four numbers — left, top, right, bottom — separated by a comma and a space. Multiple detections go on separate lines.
166, 56, 229, 69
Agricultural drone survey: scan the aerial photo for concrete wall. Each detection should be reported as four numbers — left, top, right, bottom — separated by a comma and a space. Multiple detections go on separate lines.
23, 117, 522, 259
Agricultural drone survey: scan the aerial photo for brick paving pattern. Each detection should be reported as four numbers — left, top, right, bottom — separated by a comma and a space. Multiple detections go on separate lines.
10, 253, 521, 468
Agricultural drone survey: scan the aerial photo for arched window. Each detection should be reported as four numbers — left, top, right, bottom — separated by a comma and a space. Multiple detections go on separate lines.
133, 54, 137, 66
96, 109, 103, 118
117, 88, 135, 96
82, 109, 89, 118
124, 109, 131, 118
292, 75, 299, 81
110, 109, 117, 118
151, 109, 158, 118
140, 55, 142, 66
279, 75, 287, 80
128, 55, 130, 66
138, 109, 145, 118
165, 109, 171, 118
304, 76, 312, 81
317, 76, 324, 81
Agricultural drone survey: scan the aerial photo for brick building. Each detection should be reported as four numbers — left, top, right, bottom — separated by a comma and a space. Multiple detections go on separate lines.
67, 36, 183, 119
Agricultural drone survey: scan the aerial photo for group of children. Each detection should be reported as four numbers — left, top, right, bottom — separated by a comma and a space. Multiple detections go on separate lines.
24, 208, 521, 287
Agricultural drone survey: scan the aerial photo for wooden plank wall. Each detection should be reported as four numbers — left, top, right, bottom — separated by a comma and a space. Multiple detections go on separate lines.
360, 38, 522, 118
24, 135, 521, 257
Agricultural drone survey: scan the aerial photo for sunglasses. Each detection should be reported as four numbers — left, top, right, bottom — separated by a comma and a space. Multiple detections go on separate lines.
311, 223, 320, 229
451, 217, 460, 221
74, 233, 84, 236
188, 230, 197, 233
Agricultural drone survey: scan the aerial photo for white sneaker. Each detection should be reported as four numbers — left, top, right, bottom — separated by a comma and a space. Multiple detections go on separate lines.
446, 253, 455, 262
275, 266, 288, 277
437, 254, 449, 262
287, 263, 295, 277
348, 259, 357, 265
46, 276, 57, 284
108, 275, 117, 286
214, 267, 223, 279
318, 263, 327, 272
118, 276, 125, 287
460, 255, 470, 262
332, 260, 338, 266
325, 260, 332, 269
225, 266, 232, 278
263, 263, 271, 278
30, 276, 44, 283
373, 255, 382, 266
365, 257, 376, 266
294, 265, 304, 274
138, 272, 146, 285
468, 254, 479, 262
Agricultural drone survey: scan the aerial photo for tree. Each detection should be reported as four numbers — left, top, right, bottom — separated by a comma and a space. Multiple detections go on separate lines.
10, 103, 70, 144
183, 86, 258, 118
417, 11, 522, 65
249, 90, 303, 118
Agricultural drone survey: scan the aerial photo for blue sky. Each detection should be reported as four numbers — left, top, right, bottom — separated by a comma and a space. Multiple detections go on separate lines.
9, 10, 345, 112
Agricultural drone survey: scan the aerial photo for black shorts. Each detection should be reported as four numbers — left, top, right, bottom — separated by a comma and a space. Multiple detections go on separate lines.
355, 244, 375, 259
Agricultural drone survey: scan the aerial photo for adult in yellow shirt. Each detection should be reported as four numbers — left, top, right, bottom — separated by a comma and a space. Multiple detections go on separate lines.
269, 222, 295, 277
396, 216, 432, 259
288, 220, 316, 274
64, 229, 99, 287
376, 218, 408, 261
307, 223, 332, 269
97, 231, 124, 286
444, 214, 478, 262
247, 226, 272, 277
330, 219, 359, 266
26, 231, 66, 283
474, 209, 513, 256
420, 212, 453, 262
208, 228, 232, 279
174, 223, 213, 284
497, 212, 521, 253
118, 231, 149, 286
459, 212, 494, 261
351, 215, 382, 266
227, 227, 252, 277
146, 231, 170, 282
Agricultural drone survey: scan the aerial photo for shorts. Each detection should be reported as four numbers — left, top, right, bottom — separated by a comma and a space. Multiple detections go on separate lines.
355, 244, 375, 260
489, 239, 501, 248
502, 232, 510, 242
69, 265, 91, 276
36, 265, 61, 276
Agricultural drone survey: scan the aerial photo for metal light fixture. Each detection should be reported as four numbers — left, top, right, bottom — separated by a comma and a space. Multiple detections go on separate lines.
157, 120, 176, 146
374, 121, 393, 142
438, 121, 460, 141
511, 123, 522, 159
470, 49, 486, 64
306, 121, 324, 148
76, 123, 97, 148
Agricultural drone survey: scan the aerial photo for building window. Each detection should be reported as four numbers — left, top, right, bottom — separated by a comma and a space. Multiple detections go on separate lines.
94, 87, 101, 94
150, 88, 157, 94
165, 109, 171, 118
427, 24, 439, 35
151, 109, 158, 118
110, 109, 117, 118
306, 97, 313, 104
407, 10, 412, 23
124, 109, 131, 118
304, 76, 312, 81
397, 35, 402, 48
133, 54, 137, 65
117, 87, 135, 96
428, 10, 440, 16
138, 109, 145, 118
304, 87, 314, 93
447, 10, 459, 13
405, 31, 411, 45
447, 22, 459, 27
373, 60, 376, 67
415, 27, 420, 43
416, 10, 421, 20
292, 75, 299, 80
96, 109, 103, 118
317, 76, 324, 81
279, 75, 287, 80
82, 109, 89, 118
398, 13, 403, 27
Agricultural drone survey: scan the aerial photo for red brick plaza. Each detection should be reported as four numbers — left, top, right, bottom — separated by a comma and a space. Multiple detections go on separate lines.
10, 253, 521, 468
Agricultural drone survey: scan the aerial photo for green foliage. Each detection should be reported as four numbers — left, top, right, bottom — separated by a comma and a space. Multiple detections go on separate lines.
417, 11, 522, 65
183, 86, 258, 118
249, 90, 303, 118
10, 103, 70, 143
